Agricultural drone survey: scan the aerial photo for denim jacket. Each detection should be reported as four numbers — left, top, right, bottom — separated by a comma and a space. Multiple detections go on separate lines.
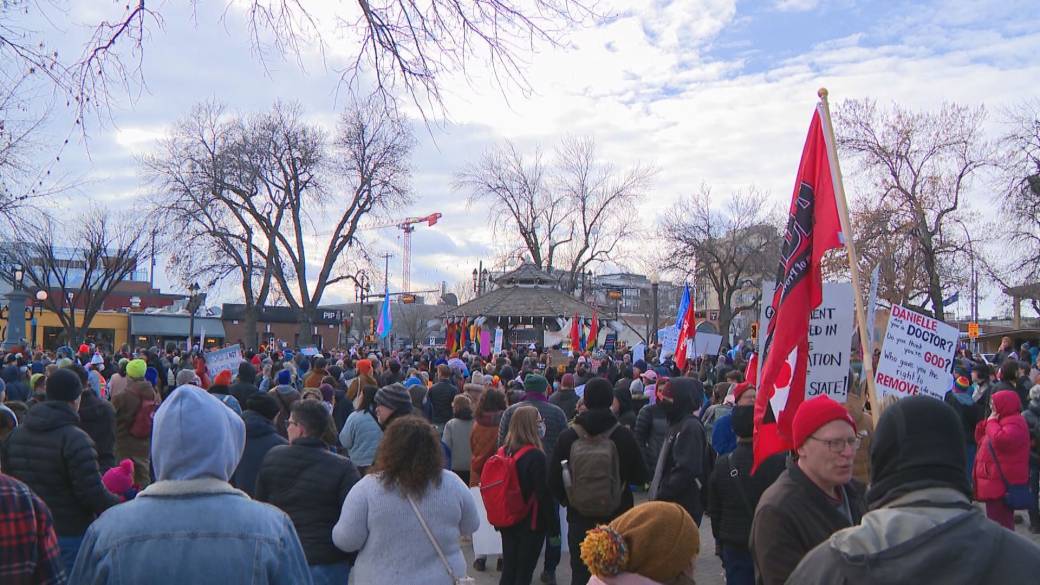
69, 478, 313, 585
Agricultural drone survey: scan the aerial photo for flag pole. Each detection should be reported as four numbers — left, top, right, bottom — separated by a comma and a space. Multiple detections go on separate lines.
817, 87, 882, 430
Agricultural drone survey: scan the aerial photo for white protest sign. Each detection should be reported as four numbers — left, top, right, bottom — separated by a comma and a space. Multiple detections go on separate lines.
300, 346, 320, 356
758, 281, 856, 402
658, 327, 679, 357
692, 333, 724, 357
493, 328, 504, 354
874, 304, 958, 401
469, 487, 502, 556
632, 342, 646, 364
205, 344, 243, 379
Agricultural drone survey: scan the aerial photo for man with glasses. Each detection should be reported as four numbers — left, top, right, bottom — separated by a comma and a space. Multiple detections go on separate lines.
750, 395, 866, 585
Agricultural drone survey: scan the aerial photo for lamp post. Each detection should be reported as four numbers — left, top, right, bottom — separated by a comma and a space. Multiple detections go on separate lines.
650, 271, 660, 346
2, 264, 28, 350
187, 282, 200, 352
28, 290, 46, 350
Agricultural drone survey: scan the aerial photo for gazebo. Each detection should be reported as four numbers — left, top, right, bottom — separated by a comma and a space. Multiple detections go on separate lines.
440, 263, 602, 347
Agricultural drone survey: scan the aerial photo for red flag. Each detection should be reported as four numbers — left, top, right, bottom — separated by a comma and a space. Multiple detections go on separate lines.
445, 321, 457, 353
588, 312, 599, 350
753, 106, 843, 471
745, 353, 758, 387
569, 313, 580, 350
673, 289, 697, 368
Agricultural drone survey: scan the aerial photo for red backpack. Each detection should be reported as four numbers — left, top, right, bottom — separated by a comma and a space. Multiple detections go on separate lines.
479, 445, 538, 529
129, 391, 158, 439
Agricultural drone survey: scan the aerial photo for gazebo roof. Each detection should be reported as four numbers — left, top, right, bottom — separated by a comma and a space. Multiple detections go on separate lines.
441, 284, 600, 320
494, 263, 560, 287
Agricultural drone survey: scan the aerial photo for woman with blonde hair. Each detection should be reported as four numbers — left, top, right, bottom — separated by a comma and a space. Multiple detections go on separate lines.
492, 405, 558, 585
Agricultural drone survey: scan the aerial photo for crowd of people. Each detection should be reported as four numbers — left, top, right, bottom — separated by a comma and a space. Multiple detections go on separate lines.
0, 335, 1038, 584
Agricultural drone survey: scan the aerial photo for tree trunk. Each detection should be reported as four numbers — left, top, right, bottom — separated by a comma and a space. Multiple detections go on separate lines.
243, 306, 259, 351
298, 311, 314, 348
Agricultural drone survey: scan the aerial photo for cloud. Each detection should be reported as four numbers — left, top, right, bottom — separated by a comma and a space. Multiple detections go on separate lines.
774, 0, 820, 12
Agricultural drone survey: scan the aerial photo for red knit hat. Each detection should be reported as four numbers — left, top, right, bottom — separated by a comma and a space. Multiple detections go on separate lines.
792, 395, 856, 450
733, 382, 753, 402
251, 355, 262, 366
213, 370, 233, 387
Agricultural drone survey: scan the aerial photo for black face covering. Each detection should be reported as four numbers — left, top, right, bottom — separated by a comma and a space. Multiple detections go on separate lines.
731, 405, 754, 439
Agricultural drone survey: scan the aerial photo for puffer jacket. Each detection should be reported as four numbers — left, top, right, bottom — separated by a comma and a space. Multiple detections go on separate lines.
78, 389, 117, 472
633, 403, 669, 471
255, 437, 360, 566
112, 380, 156, 460
1, 401, 119, 536
974, 390, 1030, 501
707, 444, 785, 548
469, 410, 502, 487
230, 411, 288, 497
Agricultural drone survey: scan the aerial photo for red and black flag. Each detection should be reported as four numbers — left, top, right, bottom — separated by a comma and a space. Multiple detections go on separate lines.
753, 105, 844, 471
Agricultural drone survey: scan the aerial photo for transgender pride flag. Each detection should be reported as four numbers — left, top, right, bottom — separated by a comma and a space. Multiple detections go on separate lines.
376, 283, 392, 339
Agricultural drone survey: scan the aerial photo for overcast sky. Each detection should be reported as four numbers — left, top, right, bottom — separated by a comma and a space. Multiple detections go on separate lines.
9, 0, 1039, 317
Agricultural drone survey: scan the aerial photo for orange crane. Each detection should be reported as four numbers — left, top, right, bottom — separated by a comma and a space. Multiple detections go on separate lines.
358, 212, 442, 293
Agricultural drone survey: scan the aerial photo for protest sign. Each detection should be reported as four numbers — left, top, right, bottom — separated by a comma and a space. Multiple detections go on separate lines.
299, 346, 319, 356
691, 333, 724, 357
604, 332, 617, 353
758, 281, 856, 401
658, 327, 679, 357
493, 328, 504, 354
469, 488, 503, 556
480, 330, 492, 357
632, 342, 646, 364
205, 344, 243, 379
874, 304, 958, 401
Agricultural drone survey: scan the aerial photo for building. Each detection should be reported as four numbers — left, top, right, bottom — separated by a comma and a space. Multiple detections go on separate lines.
221, 304, 344, 350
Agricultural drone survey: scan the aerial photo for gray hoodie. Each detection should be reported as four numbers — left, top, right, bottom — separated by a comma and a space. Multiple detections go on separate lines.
152, 384, 245, 481
788, 487, 1040, 584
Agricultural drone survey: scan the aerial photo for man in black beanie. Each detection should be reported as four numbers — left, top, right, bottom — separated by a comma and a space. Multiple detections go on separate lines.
789, 396, 1040, 584
548, 377, 647, 585
1, 369, 119, 572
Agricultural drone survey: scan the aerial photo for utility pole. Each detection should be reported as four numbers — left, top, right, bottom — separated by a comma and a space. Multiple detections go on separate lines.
382, 252, 392, 352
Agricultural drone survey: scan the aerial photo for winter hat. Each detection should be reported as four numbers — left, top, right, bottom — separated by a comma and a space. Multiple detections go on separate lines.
580, 501, 699, 583
357, 359, 373, 375
46, 368, 83, 402
0, 404, 17, 428
31, 361, 44, 375
374, 383, 412, 415
276, 369, 293, 386
144, 367, 159, 388
866, 395, 971, 509
78, 344, 90, 355
246, 393, 281, 421
641, 370, 658, 382
561, 373, 575, 389
1030, 384, 1040, 402
732, 405, 754, 439
732, 382, 753, 403
29, 373, 45, 391
792, 395, 856, 450
953, 376, 971, 392
524, 374, 549, 394
250, 354, 262, 366
126, 359, 147, 380
319, 383, 335, 403
103, 459, 136, 497
237, 361, 257, 384
584, 377, 614, 410
213, 370, 233, 387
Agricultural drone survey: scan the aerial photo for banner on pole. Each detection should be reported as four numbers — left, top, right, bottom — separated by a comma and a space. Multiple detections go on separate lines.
604, 332, 617, 353
875, 305, 958, 402
758, 281, 855, 402
492, 328, 504, 354
205, 344, 243, 379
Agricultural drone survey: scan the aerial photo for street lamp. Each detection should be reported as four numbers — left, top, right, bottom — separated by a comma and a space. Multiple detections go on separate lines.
27, 290, 47, 349
649, 271, 660, 345
2, 264, 30, 350
187, 282, 201, 352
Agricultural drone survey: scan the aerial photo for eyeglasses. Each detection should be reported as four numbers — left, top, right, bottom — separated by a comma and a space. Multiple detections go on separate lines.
807, 436, 861, 453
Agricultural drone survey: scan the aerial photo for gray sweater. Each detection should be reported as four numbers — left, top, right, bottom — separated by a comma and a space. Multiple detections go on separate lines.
333, 470, 479, 584
442, 418, 474, 472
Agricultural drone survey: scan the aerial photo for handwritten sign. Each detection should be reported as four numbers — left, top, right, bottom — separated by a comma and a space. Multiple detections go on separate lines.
875, 304, 958, 401
691, 333, 724, 357
758, 281, 855, 402
658, 327, 679, 357
205, 344, 243, 380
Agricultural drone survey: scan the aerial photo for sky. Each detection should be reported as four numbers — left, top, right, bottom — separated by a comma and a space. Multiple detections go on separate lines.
6, 0, 1040, 318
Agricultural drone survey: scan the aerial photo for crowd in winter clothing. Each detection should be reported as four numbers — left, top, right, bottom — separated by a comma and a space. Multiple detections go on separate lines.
1, 336, 1040, 585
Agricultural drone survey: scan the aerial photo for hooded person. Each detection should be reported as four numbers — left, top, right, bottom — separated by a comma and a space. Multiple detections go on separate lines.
231, 393, 288, 498
269, 378, 301, 438
229, 361, 259, 406
580, 501, 699, 585
974, 390, 1030, 530
68, 385, 311, 584
648, 377, 709, 525
549, 377, 648, 585
1, 365, 30, 402
788, 395, 1040, 584
112, 358, 159, 488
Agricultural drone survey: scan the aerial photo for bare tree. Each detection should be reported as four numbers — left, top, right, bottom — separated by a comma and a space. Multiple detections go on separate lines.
998, 99, 1040, 314
835, 99, 994, 321
398, 303, 434, 346
660, 185, 781, 340
457, 137, 651, 289
0, 210, 146, 346
267, 96, 414, 337
144, 102, 284, 350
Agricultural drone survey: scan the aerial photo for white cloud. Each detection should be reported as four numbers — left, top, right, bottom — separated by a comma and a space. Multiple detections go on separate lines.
773, 0, 820, 12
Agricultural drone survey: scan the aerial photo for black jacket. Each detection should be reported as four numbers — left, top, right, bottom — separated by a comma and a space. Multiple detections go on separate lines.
708, 444, 786, 548
255, 437, 361, 565
508, 446, 558, 534
228, 381, 259, 407
548, 409, 648, 523
77, 390, 116, 472
427, 380, 458, 424
634, 403, 669, 471
1, 401, 119, 536
652, 413, 711, 522
549, 389, 579, 422
333, 388, 352, 432
231, 411, 288, 497
750, 459, 866, 585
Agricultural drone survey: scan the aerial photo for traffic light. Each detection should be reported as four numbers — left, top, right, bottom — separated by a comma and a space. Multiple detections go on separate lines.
751, 321, 759, 339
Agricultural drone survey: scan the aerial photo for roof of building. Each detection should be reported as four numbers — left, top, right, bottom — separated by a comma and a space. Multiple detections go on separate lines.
440, 281, 600, 322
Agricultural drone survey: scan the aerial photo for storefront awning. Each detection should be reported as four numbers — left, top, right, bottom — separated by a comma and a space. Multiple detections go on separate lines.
129, 314, 226, 338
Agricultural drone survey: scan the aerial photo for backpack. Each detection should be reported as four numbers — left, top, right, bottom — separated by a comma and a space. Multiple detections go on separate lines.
129, 392, 158, 439
480, 445, 538, 528
564, 423, 622, 518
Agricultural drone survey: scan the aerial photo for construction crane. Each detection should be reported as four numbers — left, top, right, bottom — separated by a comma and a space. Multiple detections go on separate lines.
358, 212, 442, 293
